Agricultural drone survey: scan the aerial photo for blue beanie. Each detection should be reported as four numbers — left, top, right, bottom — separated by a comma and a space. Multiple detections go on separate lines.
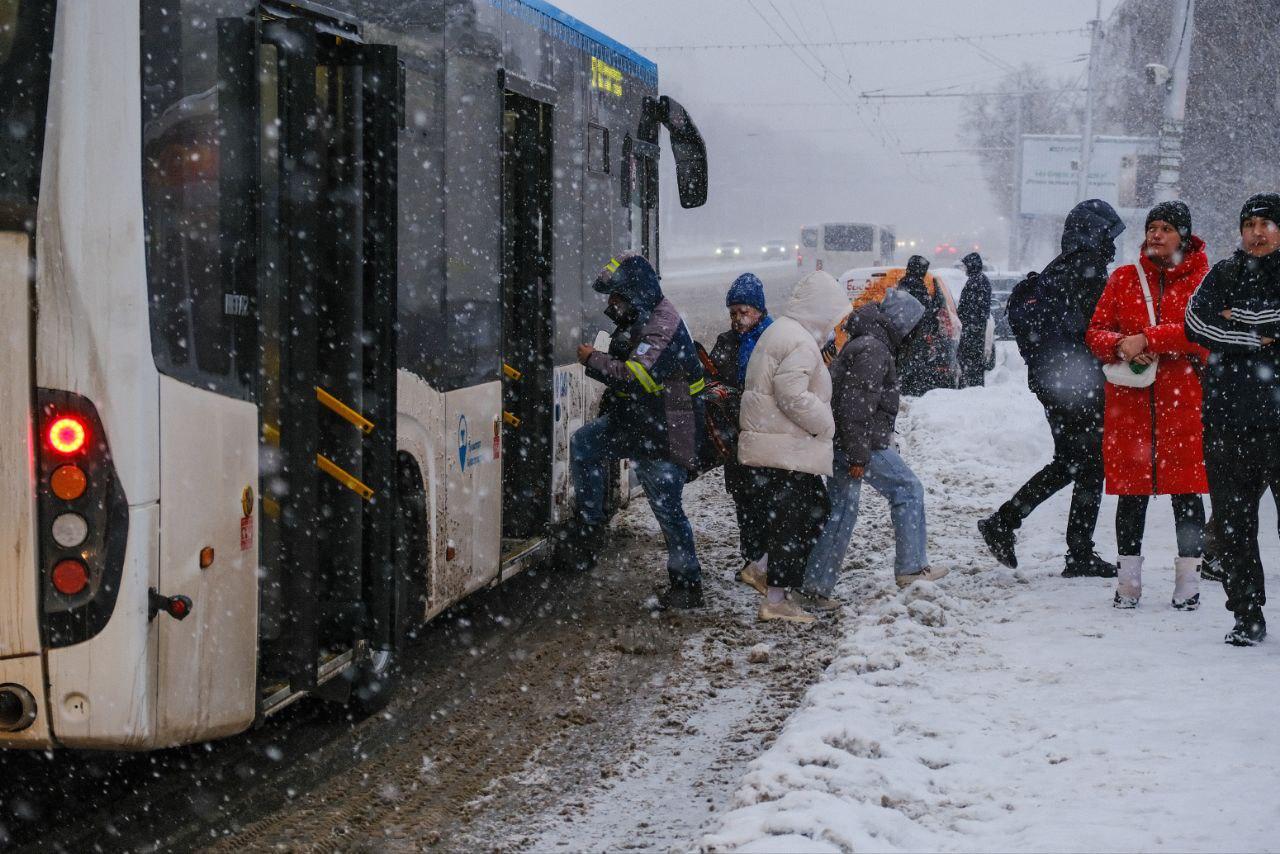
725, 273, 767, 312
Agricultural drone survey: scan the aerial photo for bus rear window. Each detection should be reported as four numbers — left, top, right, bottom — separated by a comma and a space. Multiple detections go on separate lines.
800, 227, 818, 248
0, 0, 56, 230
825, 224, 874, 253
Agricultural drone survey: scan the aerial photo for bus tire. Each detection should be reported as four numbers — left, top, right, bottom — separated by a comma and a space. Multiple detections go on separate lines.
348, 458, 428, 716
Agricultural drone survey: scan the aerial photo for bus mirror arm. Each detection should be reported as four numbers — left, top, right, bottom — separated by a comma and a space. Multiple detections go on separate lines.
149, 588, 194, 622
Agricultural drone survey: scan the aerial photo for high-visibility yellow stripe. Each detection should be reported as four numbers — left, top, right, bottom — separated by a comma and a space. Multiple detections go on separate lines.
688, 378, 706, 395
606, 257, 620, 273
626, 360, 663, 394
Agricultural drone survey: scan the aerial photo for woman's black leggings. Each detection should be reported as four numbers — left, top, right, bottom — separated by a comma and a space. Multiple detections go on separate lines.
1115, 494, 1206, 558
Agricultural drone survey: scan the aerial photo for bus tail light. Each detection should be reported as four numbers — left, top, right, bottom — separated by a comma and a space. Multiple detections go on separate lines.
48, 416, 87, 455
35, 390, 129, 649
51, 560, 89, 596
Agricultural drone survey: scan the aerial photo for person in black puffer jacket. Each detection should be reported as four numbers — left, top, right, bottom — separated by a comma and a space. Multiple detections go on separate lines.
957, 252, 992, 387
896, 255, 942, 396
1185, 192, 1280, 646
978, 199, 1125, 578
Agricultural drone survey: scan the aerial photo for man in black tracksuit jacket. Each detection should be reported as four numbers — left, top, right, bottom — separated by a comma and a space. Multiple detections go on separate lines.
1185, 192, 1280, 645
979, 199, 1125, 577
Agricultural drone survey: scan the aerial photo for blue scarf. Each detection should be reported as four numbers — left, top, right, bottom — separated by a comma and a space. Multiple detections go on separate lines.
737, 315, 773, 385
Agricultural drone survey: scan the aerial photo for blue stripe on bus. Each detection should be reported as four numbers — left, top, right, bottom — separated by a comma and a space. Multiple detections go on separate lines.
485, 0, 660, 88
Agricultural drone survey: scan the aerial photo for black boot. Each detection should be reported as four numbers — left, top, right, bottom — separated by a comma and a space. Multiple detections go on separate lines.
1062, 551, 1118, 578
978, 514, 1018, 569
653, 581, 705, 611
1225, 609, 1267, 646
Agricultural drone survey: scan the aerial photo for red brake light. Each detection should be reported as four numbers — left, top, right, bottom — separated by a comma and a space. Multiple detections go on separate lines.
48, 417, 87, 455
51, 559, 89, 596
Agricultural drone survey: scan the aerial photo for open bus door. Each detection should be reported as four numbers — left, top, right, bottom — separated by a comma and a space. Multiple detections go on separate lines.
249, 5, 402, 703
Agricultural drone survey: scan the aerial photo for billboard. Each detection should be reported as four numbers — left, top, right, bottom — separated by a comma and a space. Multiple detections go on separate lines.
1020, 135, 1160, 218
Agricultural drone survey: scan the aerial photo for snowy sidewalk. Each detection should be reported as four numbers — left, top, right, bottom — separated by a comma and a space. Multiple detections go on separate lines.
703, 348, 1280, 853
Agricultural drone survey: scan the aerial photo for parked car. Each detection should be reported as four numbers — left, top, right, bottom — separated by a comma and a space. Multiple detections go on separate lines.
714, 241, 742, 260
760, 240, 791, 260
836, 265, 963, 391
987, 272, 1024, 341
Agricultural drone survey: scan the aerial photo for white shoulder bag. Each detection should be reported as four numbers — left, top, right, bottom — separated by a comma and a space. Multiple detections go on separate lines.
1102, 263, 1159, 389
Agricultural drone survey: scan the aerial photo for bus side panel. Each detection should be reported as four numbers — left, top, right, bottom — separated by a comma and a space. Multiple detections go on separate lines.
395, 369, 446, 622
0, 232, 40, 659
153, 377, 258, 747
37, 0, 161, 750
46, 504, 158, 749
442, 383, 503, 604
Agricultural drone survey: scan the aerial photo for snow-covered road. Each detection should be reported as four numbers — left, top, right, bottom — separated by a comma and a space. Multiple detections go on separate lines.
703, 345, 1280, 853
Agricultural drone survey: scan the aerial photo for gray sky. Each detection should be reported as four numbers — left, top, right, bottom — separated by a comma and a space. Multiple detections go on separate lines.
555, 0, 1124, 262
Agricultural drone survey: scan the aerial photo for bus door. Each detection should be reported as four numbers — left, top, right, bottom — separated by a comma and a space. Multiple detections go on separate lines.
500, 92, 554, 547
255, 9, 400, 696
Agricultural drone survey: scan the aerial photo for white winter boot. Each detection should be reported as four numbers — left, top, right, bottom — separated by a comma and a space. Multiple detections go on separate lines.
1113, 555, 1143, 609
1172, 556, 1202, 611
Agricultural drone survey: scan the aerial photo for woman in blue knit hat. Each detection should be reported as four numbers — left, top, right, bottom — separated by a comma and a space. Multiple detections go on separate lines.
707, 273, 773, 584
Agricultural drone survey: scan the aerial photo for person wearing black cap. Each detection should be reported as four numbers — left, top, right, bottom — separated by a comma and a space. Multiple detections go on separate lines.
957, 252, 993, 387
1185, 193, 1280, 645
1087, 200, 1210, 612
979, 199, 1125, 578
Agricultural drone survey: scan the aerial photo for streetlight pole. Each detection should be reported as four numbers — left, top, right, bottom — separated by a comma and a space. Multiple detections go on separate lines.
1076, 0, 1102, 203
1154, 0, 1195, 202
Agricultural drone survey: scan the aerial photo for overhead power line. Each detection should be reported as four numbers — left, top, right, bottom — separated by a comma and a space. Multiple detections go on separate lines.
637, 27, 1088, 52
861, 88, 1086, 100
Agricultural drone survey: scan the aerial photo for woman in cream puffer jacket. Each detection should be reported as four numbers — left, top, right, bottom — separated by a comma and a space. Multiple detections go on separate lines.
739, 270, 851, 475
737, 270, 852, 622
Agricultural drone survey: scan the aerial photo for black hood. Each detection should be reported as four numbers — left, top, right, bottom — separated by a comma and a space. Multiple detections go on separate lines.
962, 252, 983, 275
1061, 199, 1125, 260
906, 255, 930, 276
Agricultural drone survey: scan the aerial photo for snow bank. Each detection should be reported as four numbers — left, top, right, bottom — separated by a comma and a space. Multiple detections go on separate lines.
703, 345, 1280, 853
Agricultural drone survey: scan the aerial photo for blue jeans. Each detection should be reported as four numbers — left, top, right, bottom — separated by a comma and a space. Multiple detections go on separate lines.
570, 415, 701, 585
803, 447, 928, 596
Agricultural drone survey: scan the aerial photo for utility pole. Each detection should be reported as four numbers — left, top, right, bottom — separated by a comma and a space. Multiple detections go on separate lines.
1154, 0, 1195, 202
1010, 93, 1025, 270
1076, 0, 1103, 203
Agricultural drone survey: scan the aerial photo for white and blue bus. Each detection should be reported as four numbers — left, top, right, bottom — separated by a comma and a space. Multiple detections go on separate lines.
0, 0, 707, 750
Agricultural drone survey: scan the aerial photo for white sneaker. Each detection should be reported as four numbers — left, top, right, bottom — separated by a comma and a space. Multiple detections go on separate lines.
895, 566, 949, 589
1113, 555, 1143, 609
739, 561, 767, 595
1172, 556, 1201, 611
758, 597, 817, 624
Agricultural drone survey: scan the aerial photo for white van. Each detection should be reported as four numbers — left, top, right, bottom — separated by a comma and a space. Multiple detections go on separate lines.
798, 222, 896, 274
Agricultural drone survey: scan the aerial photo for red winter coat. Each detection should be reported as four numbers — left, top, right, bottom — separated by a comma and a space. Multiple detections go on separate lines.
1086, 238, 1210, 496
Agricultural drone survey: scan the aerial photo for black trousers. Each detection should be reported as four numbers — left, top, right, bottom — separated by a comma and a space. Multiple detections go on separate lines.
745, 467, 830, 590
1115, 494, 1205, 558
997, 404, 1104, 557
1204, 428, 1280, 616
724, 459, 766, 564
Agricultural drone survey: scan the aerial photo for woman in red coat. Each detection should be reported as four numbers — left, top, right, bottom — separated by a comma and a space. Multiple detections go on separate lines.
1086, 201, 1209, 611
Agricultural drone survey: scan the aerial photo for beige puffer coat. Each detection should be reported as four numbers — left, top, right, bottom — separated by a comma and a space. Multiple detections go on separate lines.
737, 271, 851, 476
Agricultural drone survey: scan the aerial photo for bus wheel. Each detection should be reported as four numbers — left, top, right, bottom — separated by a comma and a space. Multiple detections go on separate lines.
348, 459, 428, 716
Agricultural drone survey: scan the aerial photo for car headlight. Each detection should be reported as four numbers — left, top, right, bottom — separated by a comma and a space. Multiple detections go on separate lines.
762, 246, 769, 253
734, 248, 741, 255
715, 248, 723, 255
